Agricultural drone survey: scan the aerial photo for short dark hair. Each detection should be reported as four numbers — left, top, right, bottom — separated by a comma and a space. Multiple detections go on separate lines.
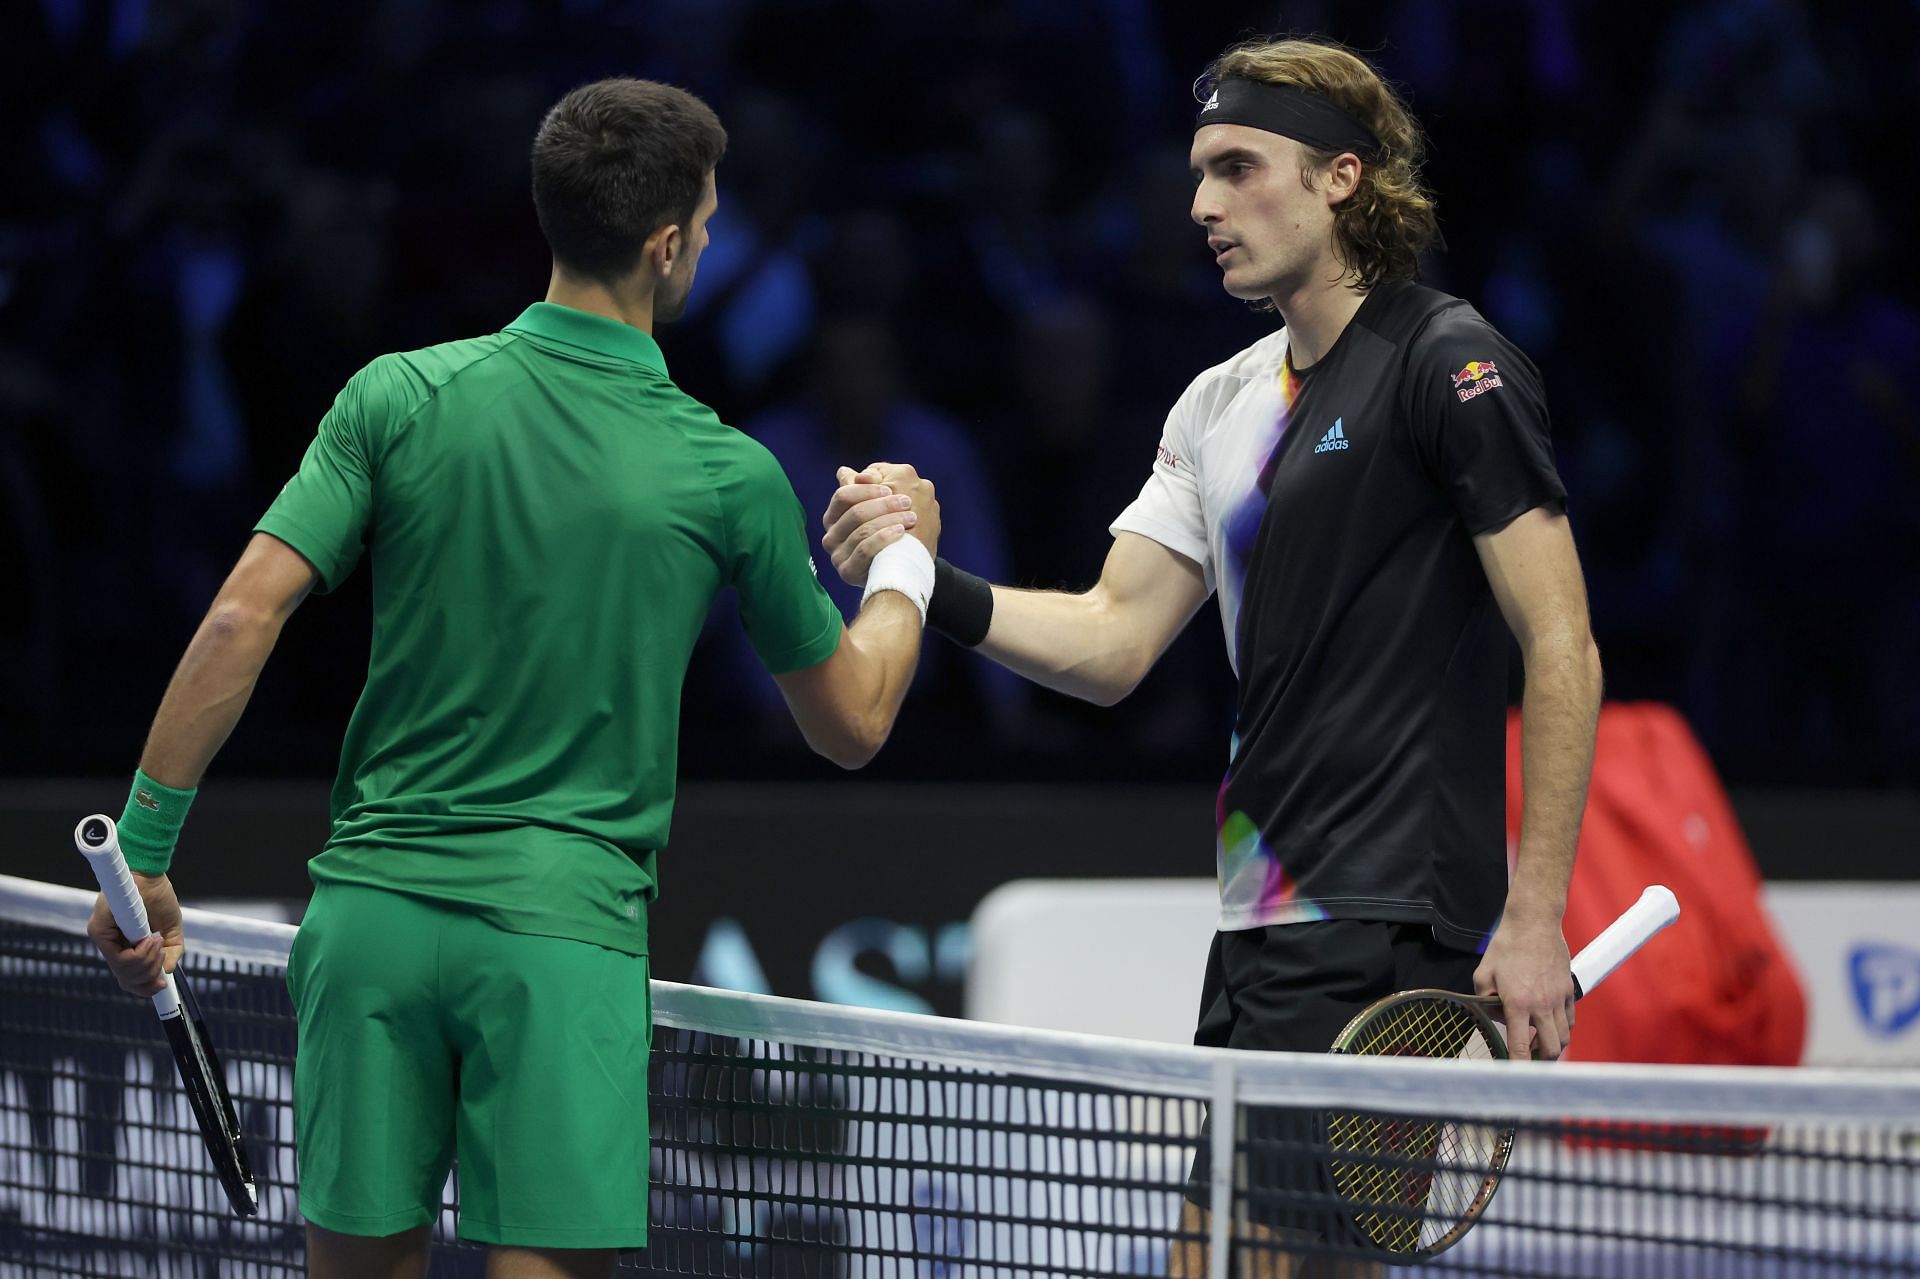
530, 78, 727, 282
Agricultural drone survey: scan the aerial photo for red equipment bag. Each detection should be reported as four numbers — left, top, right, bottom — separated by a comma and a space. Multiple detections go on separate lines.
1504, 702, 1807, 1070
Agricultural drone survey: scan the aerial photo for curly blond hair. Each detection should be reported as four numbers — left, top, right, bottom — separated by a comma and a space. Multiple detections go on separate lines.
1199, 37, 1438, 294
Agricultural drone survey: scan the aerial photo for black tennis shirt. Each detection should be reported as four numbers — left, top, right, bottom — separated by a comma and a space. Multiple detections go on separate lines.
1221, 280, 1565, 951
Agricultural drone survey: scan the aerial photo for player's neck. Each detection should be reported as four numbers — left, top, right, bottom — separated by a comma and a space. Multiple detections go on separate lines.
543, 267, 656, 335
1270, 269, 1367, 370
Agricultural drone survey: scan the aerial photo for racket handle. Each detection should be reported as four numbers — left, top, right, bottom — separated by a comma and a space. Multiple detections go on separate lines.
75, 814, 181, 1020
1570, 884, 1680, 999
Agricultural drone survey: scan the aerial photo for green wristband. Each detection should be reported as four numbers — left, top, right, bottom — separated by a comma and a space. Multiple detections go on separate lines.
117, 769, 197, 876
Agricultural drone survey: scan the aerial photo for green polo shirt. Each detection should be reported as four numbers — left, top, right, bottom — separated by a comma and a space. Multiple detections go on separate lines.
256, 303, 843, 955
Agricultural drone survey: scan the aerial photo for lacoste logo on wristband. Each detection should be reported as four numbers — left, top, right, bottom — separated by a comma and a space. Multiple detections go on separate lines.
135, 789, 161, 812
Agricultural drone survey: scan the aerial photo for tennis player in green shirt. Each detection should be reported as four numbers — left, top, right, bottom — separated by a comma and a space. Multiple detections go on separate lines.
87, 78, 940, 1279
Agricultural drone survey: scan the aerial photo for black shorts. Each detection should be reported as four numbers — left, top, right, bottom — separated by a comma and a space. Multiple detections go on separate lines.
1182, 920, 1481, 1240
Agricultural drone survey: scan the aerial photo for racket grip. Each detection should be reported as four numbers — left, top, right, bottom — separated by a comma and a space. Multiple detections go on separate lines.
74, 814, 181, 1020
1570, 884, 1680, 999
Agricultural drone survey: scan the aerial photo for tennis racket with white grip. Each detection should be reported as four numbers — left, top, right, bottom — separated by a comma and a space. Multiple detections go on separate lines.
1321, 884, 1682, 1259
76, 814, 258, 1217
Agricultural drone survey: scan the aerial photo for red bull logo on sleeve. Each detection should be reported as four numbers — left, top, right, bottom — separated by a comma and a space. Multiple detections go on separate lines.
1450, 359, 1504, 402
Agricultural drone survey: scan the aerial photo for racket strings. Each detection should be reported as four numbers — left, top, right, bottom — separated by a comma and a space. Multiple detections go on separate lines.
1325, 996, 1506, 1254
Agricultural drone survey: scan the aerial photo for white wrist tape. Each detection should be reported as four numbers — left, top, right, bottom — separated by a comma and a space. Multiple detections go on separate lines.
862, 534, 935, 624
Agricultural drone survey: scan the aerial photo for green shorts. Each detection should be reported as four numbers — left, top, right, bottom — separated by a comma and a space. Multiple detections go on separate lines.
287, 883, 651, 1247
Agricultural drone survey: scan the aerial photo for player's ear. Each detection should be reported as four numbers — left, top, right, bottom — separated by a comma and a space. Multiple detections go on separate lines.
1326, 151, 1363, 208
644, 221, 683, 277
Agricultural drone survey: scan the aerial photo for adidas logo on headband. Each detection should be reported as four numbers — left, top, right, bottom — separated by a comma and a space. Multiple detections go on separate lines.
1201, 90, 1220, 112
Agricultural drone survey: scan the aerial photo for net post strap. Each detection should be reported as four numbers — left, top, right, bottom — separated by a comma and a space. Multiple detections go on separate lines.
1208, 1057, 1234, 1279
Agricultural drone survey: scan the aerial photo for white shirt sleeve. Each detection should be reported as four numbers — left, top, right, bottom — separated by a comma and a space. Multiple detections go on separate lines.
1109, 385, 1214, 593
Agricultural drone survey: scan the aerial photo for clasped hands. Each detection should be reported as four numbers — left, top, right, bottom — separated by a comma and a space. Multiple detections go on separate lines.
821, 463, 940, 584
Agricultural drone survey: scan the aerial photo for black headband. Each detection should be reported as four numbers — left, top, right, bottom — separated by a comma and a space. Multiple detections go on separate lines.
1194, 77, 1382, 160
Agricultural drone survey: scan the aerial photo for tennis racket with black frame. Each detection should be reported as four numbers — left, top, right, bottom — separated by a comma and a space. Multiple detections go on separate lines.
1321, 884, 1681, 1261
75, 813, 259, 1218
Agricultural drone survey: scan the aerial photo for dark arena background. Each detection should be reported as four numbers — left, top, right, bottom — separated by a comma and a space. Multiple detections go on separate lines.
4, 2, 1919, 1276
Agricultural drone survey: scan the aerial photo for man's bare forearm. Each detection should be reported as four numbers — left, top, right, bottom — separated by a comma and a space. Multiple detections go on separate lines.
974, 585, 1147, 706
821, 491, 1206, 707
838, 590, 926, 753
1508, 631, 1604, 919
773, 589, 927, 770
135, 535, 315, 788
138, 605, 291, 789
966, 534, 1210, 706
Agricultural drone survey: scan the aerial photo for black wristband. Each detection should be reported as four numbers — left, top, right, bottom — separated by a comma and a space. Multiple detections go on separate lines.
928, 557, 994, 647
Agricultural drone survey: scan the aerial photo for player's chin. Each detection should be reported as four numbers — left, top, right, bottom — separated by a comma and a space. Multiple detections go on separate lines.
1218, 270, 1270, 302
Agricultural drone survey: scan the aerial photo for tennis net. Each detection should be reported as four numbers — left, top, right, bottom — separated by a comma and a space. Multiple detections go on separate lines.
3, 872, 1916, 1278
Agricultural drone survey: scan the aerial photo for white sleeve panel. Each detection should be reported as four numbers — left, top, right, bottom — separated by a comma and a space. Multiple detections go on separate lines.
1109, 393, 1214, 592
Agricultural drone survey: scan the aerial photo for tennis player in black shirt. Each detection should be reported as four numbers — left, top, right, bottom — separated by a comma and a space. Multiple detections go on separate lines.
824, 34, 1603, 1276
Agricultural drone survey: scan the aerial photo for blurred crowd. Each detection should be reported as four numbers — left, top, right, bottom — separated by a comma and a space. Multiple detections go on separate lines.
4, 0, 1916, 786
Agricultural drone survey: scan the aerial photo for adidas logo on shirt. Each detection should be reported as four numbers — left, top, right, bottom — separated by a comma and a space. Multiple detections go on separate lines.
1312, 418, 1350, 454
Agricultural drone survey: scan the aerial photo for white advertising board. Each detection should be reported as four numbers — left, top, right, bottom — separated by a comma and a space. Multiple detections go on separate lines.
969, 880, 1920, 1066
1763, 883, 1920, 1066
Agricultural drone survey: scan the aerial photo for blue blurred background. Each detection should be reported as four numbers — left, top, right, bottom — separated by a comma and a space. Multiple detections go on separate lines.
6, 2, 1920, 1018
6, 0, 1917, 787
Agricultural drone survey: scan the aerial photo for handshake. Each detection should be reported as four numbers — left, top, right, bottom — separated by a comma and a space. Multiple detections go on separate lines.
819, 462, 941, 587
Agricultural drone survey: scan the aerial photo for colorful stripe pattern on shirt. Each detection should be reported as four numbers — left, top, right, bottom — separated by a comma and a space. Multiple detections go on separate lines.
1215, 354, 1319, 922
